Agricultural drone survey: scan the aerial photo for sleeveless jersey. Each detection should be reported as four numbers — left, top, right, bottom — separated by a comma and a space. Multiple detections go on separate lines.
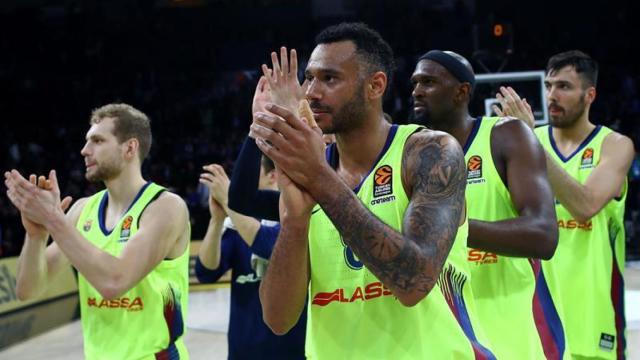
76, 182, 190, 360
536, 125, 627, 359
306, 124, 495, 359
465, 117, 566, 359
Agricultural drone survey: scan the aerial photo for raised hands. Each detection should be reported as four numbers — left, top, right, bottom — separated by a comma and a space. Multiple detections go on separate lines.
252, 104, 326, 192
5, 170, 73, 237
252, 76, 272, 119
251, 47, 327, 219
199, 164, 230, 221
492, 86, 536, 129
250, 76, 274, 140
261, 47, 308, 117
276, 167, 316, 220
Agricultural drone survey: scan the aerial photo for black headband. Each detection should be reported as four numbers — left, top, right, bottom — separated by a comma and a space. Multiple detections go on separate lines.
419, 50, 475, 89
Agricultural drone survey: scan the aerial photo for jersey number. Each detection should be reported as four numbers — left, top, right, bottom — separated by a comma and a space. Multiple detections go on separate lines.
341, 235, 363, 270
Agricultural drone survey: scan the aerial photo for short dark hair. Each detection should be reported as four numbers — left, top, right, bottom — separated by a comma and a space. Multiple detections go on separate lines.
315, 22, 395, 89
90, 103, 152, 162
546, 50, 598, 88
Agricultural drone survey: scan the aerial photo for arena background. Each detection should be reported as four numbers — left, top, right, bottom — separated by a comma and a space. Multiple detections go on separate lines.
1, 0, 639, 358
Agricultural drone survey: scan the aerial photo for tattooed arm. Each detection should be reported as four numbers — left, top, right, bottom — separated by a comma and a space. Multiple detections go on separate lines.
252, 104, 466, 307
313, 130, 466, 306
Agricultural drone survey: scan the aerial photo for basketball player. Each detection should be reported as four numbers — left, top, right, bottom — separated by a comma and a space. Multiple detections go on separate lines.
5, 104, 190, 359
494, 50, 633, 359
195, 160, 305, 359
411, 50, 565, 359
254, 23, 495, 358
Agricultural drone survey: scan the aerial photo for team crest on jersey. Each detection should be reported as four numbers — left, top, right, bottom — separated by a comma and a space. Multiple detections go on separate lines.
119, 215, 133, 242
467, 155, 482, 179
580, 148, 594, 168
83, 220, 92, 232
373, 165, 393, 197
467, 155, 485, 185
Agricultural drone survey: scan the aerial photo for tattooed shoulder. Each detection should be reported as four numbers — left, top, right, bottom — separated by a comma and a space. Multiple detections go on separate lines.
401, 129, 466, 199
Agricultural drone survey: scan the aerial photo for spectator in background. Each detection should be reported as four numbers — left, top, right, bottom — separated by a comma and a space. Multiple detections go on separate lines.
195, 158, 305, 360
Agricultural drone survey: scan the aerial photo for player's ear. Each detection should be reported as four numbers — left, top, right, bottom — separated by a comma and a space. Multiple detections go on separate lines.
585, 86, 596, 105
367, 71, 387, 101
455, 83, 472, 104
124, 138, 139, 161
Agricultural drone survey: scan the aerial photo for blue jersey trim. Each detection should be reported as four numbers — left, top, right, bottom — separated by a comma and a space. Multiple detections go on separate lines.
324, 125, 399, 194
98, 182, 152, 236
548, 125, 602, 162
462, 117, 483, 155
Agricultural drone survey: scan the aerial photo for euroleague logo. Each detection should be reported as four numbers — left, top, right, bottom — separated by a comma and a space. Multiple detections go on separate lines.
580, 147, 594, 169
374, 165, 392, 196
467, 155, 482, 178
371, 165, 396, 205
119, 215, 133, 242
467, 155, 485, 184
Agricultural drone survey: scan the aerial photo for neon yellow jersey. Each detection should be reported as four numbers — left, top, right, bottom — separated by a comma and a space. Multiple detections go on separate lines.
465, 117, 567, 359
306, 124, 495, 359
536, 125, 627, 359
76, 183, 190, 360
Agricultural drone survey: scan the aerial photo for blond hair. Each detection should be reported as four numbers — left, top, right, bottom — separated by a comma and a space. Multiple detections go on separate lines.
90, 103, 152, 161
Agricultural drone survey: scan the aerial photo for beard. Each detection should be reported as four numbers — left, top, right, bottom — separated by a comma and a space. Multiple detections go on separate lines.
310, 84, 367, 134
412, 104, 451, 131
86, 158, 122, 182
412, 107, 432, 127
549, 95, 587, 129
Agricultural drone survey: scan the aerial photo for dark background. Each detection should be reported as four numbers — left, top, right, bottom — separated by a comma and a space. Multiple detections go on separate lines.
1, 0, 639, 258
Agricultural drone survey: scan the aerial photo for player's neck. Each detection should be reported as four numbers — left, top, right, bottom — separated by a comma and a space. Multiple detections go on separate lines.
423, 109, 471, 145
103, 167, 147, 210
334, 113, 391, 178
448, 114, 476, 149
552, 113, 595, 146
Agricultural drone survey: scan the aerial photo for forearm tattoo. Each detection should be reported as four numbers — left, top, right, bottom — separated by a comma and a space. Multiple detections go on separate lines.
319, 132, 466, 295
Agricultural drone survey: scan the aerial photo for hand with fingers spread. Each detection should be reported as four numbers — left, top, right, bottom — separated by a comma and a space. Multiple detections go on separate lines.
199, 164, 231, 221
492, 86, 536, 129
252, 76, 272, 116
261, 47, 309, 120
5, 169, 73, 231
250, 76, 273, 140
252, 103, 328, 193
